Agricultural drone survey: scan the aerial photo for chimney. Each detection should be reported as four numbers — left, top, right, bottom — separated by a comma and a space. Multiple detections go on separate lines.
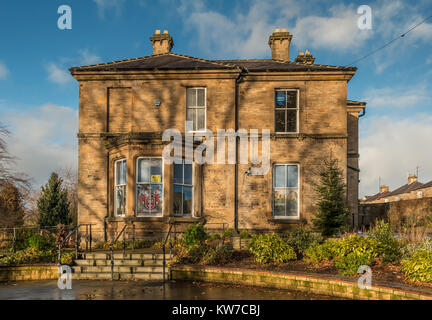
408, 174, 418, 184
380, 185, 389, 193
268, 28, 292, 61
295, 50, 315, 64
150, 29, 173, 55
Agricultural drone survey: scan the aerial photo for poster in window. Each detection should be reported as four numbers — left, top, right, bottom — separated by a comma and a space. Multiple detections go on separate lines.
275, 91, 286, 106
137, 184, 163, 214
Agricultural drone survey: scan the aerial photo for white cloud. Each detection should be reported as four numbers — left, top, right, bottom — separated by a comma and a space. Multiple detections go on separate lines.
2, 104, 78, 188
359, 115, 432, 197
364, 84, 431, 108
78, 49, 101, 65
0, 61, 9, 80
46, 63, 72, 84
93, 0, 125, 18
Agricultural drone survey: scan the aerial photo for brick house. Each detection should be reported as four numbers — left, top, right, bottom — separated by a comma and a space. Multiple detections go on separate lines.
70, 29, 365, 242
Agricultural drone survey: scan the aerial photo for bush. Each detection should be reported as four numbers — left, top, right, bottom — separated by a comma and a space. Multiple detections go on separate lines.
283, 228, 323, 254
223, 228, 235, 238
368, 220, 401, 264
25, 233, 56, 251
239, 230, 251, 239
202, 245, 233, 265
303, 242, 333, 265
401, 238, 432, 259
0, 248, 56, 265
334, 253, 374, 276
60, 251, 76, 265
183, 224, 207, 247
249, 233, 296, 264
401, 249, 432, 283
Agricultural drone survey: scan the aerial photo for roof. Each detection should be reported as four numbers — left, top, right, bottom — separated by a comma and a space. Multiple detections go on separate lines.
416, 180, 432, 190
70, 53, 357, 73
387, 181, 424, 197
361, 190, 392, 202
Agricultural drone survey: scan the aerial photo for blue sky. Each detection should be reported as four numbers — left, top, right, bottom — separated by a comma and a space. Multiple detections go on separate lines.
0, 0, 431, 197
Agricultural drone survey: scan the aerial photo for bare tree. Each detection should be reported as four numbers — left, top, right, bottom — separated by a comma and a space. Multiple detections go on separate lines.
60, 166, 78, 225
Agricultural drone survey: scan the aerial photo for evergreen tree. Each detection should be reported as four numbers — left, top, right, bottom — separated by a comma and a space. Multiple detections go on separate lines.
37, 172, 71, 227
312, 158, 349, 237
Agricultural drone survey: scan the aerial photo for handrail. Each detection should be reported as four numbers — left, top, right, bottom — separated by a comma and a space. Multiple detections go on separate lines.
110, 222, 134, 281
162, 222, 175, 283
57, 224, 93, 265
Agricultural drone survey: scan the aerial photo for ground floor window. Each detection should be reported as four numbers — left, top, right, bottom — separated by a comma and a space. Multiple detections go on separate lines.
273, 164, 299, 218
136, 157, 163, 216
173, 161, 193, 216
114, 159, 126, 216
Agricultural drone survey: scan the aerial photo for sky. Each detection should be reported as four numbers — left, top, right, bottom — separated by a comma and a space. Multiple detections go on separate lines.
0, 0, 431, 197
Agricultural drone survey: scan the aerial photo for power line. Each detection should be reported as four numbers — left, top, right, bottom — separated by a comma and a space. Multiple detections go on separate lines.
348, 14, 432, 66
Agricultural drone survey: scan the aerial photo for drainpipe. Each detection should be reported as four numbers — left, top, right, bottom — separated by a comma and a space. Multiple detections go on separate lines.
105, 151, 109, 242
359, 105, 366, 118
234, 69, 247, 232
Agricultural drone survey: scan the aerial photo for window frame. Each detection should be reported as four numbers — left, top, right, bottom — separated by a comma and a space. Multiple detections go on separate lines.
274, 89, 300, 134
272, 163, 300, 219
114, 159, 127, 217
173, 160, 194, 217
186, 87, 207, 133
135, 156, 164, 217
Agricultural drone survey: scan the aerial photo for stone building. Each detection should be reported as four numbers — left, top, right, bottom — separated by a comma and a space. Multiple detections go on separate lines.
70, 29, 366, 242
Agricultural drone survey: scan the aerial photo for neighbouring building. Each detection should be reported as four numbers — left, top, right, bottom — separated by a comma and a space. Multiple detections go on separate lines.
70, 29, 366, 242
361, 174, 432, 204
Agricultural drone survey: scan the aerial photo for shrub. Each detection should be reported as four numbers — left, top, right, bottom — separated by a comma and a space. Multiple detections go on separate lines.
368, 220, 401, 264
223, 228, 235, 238
60, 251, 76, 265
249, 233, 296, 264
283, 228, 323, 254
239, 230, 251, 239
183, 224, 207, 247
401, 249, 432, 282
0, 248, 56, 265
334, 253, 374, 276
303, 242, 333, 265
401, 238, 432, 259
25, 233, 56, 251
202, 244, 233, 265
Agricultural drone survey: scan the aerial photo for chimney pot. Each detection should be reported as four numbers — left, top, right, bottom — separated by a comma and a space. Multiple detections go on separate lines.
155, 29, 161, 34
268, 28, 292, 61
408, 174, 418, 184
163, 30, 168, 34
380, 185, 389, 193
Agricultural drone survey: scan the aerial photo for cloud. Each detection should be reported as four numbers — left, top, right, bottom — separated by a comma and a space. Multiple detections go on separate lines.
2, 104, 78, 188
359, 115, 432, 197
93, 0, 125, 18
363, 84, 431, 108
0, 61, 9, 80
46, 63, 72, 84
78, 49, 101, 65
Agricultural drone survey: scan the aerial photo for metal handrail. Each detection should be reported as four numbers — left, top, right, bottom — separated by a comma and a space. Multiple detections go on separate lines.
110, 222, 134, 280
57, 224, 93, 265
162, 222, 175, 283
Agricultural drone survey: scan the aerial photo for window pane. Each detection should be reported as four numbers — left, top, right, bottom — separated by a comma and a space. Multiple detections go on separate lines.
197, 88, 205, 107
173, 185, 183, 215
121, 160, 126, 185
275, 91, 286, 107
187, 108, 196, 131
275, 110, 285, 132
286, 110, 297, 132
183, 186, 192, 214
137, 159, 150, 183
286, 91, 297, 108
287, 165, 298, 187
274, 190, 287, 216
174, 163, 183, 184
115, 161, 121, 185
286, 190, 298, 216
196, 108, 205, 131
274, 165, 286, 187
186, 88, 196, 107
184, 163, 192, 185
115, 185, 126, 216
137, 184, 163, 215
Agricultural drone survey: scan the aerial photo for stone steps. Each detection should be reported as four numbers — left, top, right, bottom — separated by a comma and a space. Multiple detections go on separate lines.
72, 251, 172, 281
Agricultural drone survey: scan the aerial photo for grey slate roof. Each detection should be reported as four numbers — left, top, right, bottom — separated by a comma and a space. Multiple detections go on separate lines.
70, 53, 356, 73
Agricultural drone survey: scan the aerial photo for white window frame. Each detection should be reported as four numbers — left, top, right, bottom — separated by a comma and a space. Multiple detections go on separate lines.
186, 87, 207, 133
114, 159, 126, 217
272, 163, 300, 219
173, 160, 194, 217
274, 89, 299, 134
135, 157, 164, 217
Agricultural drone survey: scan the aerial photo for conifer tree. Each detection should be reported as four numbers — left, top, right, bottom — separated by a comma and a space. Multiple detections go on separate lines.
37, 172, 71, 227
312, 158, 349, 237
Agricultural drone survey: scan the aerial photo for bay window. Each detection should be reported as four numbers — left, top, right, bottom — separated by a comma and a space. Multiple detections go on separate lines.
114, 159, 126, 216
173, 161, 193, 216
136, 157, 163, 216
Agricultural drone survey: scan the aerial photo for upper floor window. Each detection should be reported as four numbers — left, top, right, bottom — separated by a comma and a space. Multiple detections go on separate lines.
114, 159, 126, 216
275, 89, 299, 133
186, 87, 206, 132
273, 164, 299, 218
136, 158, 163, 216
173, 161, 193, 216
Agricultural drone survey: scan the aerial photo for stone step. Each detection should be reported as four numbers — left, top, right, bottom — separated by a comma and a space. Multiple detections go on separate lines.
71, 272, 168, 281
74, 259, 169, 267
72, 266, 165, 273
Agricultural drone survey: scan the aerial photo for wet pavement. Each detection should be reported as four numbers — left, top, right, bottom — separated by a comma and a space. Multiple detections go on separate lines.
0, 280, 341, 300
